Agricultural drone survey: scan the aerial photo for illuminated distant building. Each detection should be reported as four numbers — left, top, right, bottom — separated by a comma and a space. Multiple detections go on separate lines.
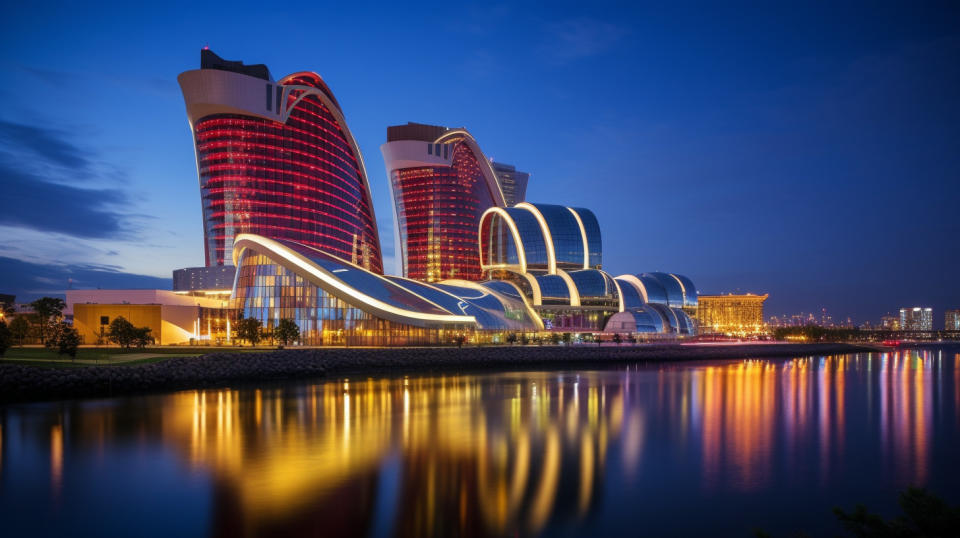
900, 307, 932, 331
490, 161, 529, 206
880, 315, 900, 330
946, 310, 960, 331
178, 49, 382, 272
695, 294, 768, 335
173, 266, 236, 292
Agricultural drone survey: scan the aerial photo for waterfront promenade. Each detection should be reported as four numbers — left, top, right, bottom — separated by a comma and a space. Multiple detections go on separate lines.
0, 342, 886, 404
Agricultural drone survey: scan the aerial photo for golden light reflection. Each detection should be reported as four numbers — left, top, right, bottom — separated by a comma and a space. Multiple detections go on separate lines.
50, 424, 63, 497
157, 373, 628, 536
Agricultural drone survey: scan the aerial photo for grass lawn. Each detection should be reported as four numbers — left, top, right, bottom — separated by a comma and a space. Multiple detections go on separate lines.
0, 346, 275, 367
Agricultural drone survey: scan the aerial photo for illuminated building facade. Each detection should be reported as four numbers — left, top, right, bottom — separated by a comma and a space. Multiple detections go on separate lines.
381, 122, 509, 281
178, 49, 382, 272
900, 307, 933, 331
880, 315, 900, 330
946, 310, 960, 331
167, 54, 702, 345
694, 294, 769, 336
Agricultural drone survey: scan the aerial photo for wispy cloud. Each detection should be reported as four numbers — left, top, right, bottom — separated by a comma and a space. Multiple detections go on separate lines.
0, 256, 172, 301
0, 119, 136, 239
539, 18, 628, 64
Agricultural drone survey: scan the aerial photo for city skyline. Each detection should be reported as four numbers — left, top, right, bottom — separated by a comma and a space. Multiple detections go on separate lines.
1, 3, 958, 323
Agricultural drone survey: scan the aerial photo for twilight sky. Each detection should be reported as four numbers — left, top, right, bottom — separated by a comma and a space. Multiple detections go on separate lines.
0, 2, 957, 324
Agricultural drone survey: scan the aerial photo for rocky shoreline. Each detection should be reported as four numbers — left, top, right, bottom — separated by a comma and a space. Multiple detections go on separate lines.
0, 342, 884, 404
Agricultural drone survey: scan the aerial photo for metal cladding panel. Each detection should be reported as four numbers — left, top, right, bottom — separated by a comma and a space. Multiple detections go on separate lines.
570, 207, 602, 268
530, 203, 584, 268
614, 278, 645, 309
637, 274, 669, 305
645, 272, 685, 308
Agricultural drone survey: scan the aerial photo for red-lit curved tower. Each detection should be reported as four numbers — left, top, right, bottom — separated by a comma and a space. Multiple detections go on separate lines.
178, 50, 382, 273
381, 123, 514, 282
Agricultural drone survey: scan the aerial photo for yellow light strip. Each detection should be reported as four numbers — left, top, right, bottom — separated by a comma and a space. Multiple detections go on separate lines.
566, 207, 589, 269
555, 269, 581, 307
232, 234, 475, 327
615, 275, 649, 303
518, 272, 543, 306
479, 207, 527, 273
669, 274, 688, 306
515, 203, 556, 274
610, 276, 625, 313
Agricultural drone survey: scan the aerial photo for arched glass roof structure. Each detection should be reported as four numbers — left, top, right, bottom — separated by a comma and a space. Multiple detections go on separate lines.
480, 202, 603, 274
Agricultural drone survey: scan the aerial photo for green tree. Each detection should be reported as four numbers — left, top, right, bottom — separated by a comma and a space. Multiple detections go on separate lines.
506, 332, 518, 345
834, 487, 960, 537
30, 297, 66, 344
562, 333, 572, 346
0, 320, 11, 357
9, 316, 30, 346
108, 316, 137, 348
54, 323, 81, 360
236, 316, 263, 346
133, 326, 153, 348
273, 319, 299, 348
550, 332, 561, 345
613, 333, 622, 345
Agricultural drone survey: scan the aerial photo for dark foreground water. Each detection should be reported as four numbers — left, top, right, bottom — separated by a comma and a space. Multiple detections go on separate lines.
2, 347, 959, 537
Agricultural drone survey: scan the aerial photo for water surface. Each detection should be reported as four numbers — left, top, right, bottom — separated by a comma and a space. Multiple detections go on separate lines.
2, 347, 959, 537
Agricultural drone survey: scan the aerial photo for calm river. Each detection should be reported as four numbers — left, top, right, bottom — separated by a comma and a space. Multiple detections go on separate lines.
2, 347, 959, 537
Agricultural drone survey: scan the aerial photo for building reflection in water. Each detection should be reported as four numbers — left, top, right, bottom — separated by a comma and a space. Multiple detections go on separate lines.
0, 349, 951, 537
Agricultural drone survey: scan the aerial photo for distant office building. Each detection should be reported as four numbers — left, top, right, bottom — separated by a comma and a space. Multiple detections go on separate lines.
900, 307, 933, 331
173, 266, 237, 292
178, 49, 382, 272
946, 310, 960, 331
880, 315, 900, 330
381, 122, 511, 281
490, 161, 529, 206
695, 294, 768, 335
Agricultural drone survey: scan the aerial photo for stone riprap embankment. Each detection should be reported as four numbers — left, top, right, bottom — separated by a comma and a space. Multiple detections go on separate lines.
0, 343, 883, 404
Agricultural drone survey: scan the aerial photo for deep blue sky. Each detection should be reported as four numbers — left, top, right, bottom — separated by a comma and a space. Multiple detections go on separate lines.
0, 2, 957, 324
